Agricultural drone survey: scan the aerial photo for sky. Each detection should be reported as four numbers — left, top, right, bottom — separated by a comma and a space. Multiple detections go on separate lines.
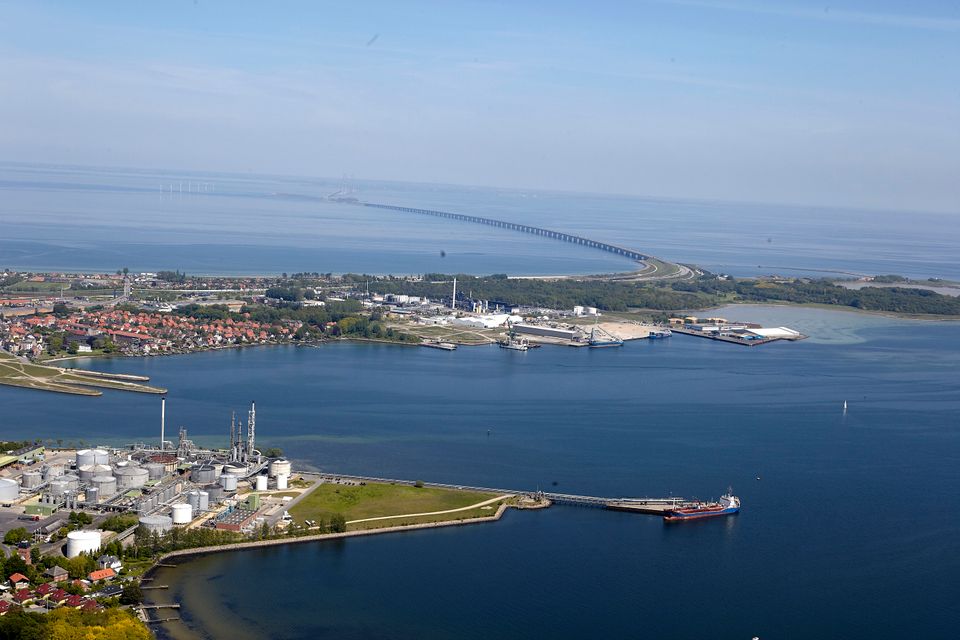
0, 0, 958, 213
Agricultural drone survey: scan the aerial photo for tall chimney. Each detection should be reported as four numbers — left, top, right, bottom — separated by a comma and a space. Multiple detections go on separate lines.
160, 396, 166, 451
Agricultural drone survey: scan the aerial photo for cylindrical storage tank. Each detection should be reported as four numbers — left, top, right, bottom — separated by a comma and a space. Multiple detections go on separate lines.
269, 459, 291, 478
0, 478, 19, 502
191, 464, 217, 484
212, 463, 224, 477
114, 466, 149, 489
224, 463, 246, 476
203, 484, 223, 503
91, 475, 117, 497
43, 464, 64, 481
219, 474, 238, 491
76, 449, 110, 467
276, 474, 288, 490
187, 491, 200, 510
255, 475, 268, 491
171, 503, 193, 524
66, 530, 101, 558
78, 464, 112, 481
47, 479, 69, 496
85, 487, 99, 503
198, 491, 209, 512
143, 463, 166, 481
138, 515, 172, 535
21, 471, 42, 489
60, 474, 80, 490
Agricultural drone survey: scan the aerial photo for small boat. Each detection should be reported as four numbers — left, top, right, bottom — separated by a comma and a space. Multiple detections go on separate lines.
663, 493, 740, 522
648, 328, 672, 339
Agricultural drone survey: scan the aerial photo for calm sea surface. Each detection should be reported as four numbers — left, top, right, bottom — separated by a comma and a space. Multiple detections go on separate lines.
1, 306, 958, 639
2, 162, 959, 279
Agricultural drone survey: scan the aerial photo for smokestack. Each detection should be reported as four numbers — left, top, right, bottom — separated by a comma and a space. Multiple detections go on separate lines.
160, 396, 166, 451
452, 278, 457, 311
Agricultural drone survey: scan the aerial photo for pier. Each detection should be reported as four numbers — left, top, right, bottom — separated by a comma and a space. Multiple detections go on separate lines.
305, 472, 684, 516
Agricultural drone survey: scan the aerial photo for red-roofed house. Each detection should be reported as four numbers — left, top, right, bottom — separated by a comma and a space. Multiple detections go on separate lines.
50, 588, 68, 603
80, 599, 100, 611
34, 582, 54, 597
64, 594, 85, 608
0, 601, 10, 615
8, 573, 29, 587
13, 589, 33, 604
87, 568, 115, 582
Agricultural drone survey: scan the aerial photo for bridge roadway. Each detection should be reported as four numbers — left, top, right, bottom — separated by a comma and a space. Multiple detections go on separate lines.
363, 202, 650, 263
303, 471, 683, 511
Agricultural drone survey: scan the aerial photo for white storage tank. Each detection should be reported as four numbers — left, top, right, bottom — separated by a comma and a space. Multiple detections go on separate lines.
219, 474, 238, 491
66, 530, 101, 558
42, 464, 65, 482
255, 475, 268, 491
187, 491, 200, 510
114, 465, 149, 489
269, 459, 291, 478
143, 463, 166, 481
171, 503, 193, 524
198, 491, 209, 512
76, 449, 110, 468
48, 479, 70, 496
78, 464, 112, 481
224, 463, 246, 476
139, 515, 173, 534
21, 471, 42, 489
0, 478, 19, 502
91, 475, 117, 497
276, 474, 288, 490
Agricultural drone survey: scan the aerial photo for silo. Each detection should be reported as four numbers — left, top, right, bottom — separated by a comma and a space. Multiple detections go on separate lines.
144, 463, 166, 481
76, 449, 109, 467
187, 491, 200, 510
269, 459, 291, 478
219, 474, 238, 491
255, 475, 268, 491
42, 464, 64, 482
198, 491, 209, 511
171, 503, 193, 524
85, 487, 99, 503
114, 465, 149, 489
21, 471, 42, 490
138, 515, 173, 535
66, 530, 101, 558
0, 478, 19, 502
78, 464, 112, 481
276, 474, 288, 490
191, 464, 216, 484
203, 484, 223, 503
91, 475, 117, 497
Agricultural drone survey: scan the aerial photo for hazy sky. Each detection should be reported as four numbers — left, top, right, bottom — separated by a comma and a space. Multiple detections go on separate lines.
1, 0, 958, 212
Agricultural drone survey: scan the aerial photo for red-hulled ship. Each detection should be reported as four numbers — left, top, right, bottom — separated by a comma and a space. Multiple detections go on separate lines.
663, 493, 740, 522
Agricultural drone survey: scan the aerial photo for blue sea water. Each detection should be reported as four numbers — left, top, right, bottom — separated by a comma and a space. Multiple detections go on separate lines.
2, 162, 958, 279
1, 306, 957, 639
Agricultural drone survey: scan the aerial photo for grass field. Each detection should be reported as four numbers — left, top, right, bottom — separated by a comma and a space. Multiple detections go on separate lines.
289, 482, 504, 531
0, 351, 166, 395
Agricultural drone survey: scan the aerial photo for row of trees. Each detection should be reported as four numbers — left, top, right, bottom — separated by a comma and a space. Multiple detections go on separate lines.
0, 608, 150, 640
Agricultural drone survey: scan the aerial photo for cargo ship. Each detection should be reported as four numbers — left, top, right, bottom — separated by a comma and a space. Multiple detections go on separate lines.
663, 493, 740, 522
648, 328, 672, 339
499, 335, 529, 351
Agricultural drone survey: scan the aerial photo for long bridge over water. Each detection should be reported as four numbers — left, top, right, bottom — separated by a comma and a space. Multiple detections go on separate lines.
363, 202, 650, 264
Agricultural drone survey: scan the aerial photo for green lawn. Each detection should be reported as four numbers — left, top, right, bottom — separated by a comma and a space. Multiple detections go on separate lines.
0, 351, 166, 395
289, 482, 501, 529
